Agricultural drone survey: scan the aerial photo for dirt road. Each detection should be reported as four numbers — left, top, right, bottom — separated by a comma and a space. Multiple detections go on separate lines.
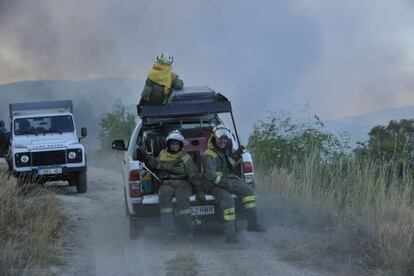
48, 167, 329, 276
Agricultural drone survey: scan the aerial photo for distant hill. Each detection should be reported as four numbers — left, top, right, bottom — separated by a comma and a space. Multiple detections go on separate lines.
2, 78, 413, 150
0, 78, 144, 149
325, 106, 414, 145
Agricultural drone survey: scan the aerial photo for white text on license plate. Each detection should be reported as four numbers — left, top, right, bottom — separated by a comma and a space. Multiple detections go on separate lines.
191, 205, 215, 216
38, 168, 63, 175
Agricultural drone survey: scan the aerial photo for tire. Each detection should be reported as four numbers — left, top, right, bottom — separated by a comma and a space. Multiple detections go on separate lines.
7, 158, 12, 173
76, 170, 87, 193
129, 216, 143, 240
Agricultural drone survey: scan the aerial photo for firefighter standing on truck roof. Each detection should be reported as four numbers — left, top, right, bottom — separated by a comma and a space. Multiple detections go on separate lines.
139, 130, 205, 238
202, 125, 266, 243
138, 52, 184, 108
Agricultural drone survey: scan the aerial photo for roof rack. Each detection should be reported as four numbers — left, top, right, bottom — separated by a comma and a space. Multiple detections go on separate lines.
139, 86, 232, 123
10, 100, 73, 119
139, 85, 241, 145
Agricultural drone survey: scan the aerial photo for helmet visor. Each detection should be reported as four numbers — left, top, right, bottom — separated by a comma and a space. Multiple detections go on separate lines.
166, 131, 184, 143
214, 127, 231, 140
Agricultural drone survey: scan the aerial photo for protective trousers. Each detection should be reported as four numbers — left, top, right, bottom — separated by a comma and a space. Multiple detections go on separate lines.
210, 178, 259, 236
210, 187, 236, 236
159, 180, 192, 235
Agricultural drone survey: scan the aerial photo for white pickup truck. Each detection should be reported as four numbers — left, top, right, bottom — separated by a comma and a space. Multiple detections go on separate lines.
112, 86, 255, 238
7, 100, 88, 193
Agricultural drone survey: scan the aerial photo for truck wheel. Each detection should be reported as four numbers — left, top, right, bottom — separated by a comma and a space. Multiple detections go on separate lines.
7, 158, 12, 173
129, 216, 143, 240
76, 170, 87, 193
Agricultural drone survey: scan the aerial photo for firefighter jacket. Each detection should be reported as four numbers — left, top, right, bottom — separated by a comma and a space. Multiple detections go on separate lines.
146, 149, 202, 188
140, 62, 184, 105
202, 137, 241, 191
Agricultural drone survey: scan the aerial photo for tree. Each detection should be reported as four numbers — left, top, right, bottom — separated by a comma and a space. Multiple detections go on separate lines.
98, 100, 136, 150
355, 119, 414, 163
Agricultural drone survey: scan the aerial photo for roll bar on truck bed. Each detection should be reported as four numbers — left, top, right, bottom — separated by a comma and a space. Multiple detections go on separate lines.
138, 86, 241, 145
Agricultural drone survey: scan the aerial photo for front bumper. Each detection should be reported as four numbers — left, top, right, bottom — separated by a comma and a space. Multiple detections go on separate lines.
14, 166, 86, 180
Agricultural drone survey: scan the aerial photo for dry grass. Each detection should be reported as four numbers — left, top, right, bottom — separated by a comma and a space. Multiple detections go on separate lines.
258, 156, 414, 275
0, 172, 64, 275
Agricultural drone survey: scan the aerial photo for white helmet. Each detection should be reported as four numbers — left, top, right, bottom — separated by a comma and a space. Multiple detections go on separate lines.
213, 125, 231, 140
166, 130, 184, 143
156, 52, 174, 65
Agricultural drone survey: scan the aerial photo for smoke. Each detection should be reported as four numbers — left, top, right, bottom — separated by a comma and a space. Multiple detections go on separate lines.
0, 0, 414, 141
291, 0, 414, 118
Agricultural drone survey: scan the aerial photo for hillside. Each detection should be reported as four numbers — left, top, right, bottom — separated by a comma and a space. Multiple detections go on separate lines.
326, 106, 414, 144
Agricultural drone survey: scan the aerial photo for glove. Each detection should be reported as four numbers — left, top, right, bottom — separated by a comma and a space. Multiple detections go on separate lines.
196, 190, 206, 202
232, 145, 245, 159
137, 148, 149, 162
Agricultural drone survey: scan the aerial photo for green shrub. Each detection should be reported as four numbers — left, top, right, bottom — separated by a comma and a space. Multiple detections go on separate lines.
98, 100, 136, 150
248, 113, 350, 171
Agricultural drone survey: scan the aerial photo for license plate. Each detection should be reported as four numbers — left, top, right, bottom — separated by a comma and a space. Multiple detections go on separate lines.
38, 168, 63, 175
191, 205, 215, 216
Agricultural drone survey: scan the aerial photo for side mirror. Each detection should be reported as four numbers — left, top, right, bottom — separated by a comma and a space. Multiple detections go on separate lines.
112, 140, 126, 151
81, 127, 88, 138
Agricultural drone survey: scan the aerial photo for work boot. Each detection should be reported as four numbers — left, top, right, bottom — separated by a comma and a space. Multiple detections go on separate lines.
246, 210, 266, 232
161, 213, 176, 237
223, 221, 239, 243
176, 215, 193, 237
225, 234, 240, 244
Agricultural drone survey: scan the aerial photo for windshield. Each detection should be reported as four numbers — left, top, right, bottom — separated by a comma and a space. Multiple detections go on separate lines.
14, 115, 74, 136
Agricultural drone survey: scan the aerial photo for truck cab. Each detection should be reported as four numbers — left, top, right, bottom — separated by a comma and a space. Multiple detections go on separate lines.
7, 100, 88, 193
113, 86, 255, 238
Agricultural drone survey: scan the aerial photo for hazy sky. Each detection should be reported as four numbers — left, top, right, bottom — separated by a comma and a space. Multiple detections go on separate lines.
1, 0, 414, 136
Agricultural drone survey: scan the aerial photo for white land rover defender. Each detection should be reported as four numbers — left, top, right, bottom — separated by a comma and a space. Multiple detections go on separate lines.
7, 100, 88, 193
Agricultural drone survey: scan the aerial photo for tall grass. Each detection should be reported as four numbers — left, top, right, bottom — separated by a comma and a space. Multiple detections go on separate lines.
258, 154, 414, 275
0, 173, 64, 275
249, 113, 414, 274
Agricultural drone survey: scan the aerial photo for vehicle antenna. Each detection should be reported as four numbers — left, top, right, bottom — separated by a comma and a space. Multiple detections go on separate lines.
230, 110, 241, 146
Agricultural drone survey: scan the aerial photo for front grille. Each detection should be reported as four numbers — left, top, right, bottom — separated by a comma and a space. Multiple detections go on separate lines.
31, 150, 66, 166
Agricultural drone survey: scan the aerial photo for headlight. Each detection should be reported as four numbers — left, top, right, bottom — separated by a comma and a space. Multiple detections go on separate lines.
15, 152, 30, 167
67, 148, 83, 163
68, 151, 77, 160
20, 155, 29, 163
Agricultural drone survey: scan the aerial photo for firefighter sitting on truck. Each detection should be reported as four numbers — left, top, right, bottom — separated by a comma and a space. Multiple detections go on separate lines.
138, 52, 184, 108
202, 125, 266, 244
139, 130, 205, 238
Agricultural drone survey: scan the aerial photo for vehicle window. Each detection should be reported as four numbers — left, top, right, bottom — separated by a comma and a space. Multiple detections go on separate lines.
14, 115, 74, 135
136, 119, 238, 152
